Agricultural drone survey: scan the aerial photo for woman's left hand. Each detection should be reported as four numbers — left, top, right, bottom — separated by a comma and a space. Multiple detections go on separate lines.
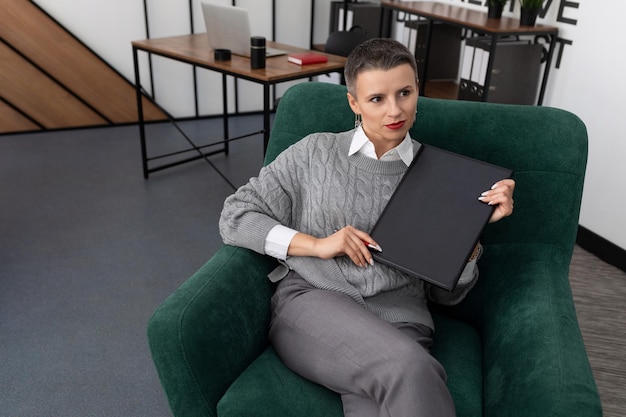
479, 179, 516, 223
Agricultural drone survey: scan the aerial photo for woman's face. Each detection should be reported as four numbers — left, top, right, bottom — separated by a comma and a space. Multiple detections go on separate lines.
347, 63, 418, 155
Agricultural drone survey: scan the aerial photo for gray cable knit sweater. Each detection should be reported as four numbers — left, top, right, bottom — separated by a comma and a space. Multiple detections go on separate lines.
219, 130, 478, 329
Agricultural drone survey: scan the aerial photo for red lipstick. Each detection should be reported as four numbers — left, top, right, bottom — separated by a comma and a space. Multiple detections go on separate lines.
386, 121, 405, 130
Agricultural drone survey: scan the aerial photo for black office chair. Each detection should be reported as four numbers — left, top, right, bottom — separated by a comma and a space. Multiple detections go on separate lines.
324, 26, 369, 85
325, 26, 369, 57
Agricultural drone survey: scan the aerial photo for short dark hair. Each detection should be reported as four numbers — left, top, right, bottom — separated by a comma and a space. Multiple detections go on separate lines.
344, 38, 419, 97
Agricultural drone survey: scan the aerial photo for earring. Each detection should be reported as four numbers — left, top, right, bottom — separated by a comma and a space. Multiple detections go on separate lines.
410, 107, 419, 127
354, 114, 362, 129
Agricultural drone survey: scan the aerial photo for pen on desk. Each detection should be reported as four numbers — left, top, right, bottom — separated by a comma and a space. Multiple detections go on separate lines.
363, 240, 382, 252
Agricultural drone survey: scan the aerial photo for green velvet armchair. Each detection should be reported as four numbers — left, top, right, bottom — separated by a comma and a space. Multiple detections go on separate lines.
148, 82, 602, 417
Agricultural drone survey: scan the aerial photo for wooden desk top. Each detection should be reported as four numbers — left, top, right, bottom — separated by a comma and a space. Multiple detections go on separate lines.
382, 1, 558, 35
132, 34, 346, 84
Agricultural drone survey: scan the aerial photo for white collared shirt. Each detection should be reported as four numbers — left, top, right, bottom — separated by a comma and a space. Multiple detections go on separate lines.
264, 128, 415, 260
348, 126, 415, 167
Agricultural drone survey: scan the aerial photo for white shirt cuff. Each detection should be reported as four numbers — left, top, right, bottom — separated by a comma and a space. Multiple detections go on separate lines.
457, 259, 478, 285
457, 243, 482, 285
264, 225, 298, 260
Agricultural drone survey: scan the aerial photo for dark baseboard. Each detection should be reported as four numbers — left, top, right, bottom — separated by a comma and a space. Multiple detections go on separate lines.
577, 226, 626, 274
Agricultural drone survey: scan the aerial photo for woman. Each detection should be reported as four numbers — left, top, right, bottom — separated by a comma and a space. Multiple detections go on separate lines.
220, 38, 515, 417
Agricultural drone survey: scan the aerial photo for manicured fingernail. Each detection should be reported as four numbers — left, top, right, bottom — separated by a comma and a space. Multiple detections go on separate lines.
478, 196, 486, 201
369, 258, 374, 266
481, 191, 489, 196
491, 183, 498, 189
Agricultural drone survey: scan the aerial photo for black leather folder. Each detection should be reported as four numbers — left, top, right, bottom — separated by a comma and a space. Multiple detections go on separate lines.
370, 144, 513, 291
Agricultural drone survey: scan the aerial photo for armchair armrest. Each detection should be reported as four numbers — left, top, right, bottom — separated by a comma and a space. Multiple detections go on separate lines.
148, 245, 278, 417
478, 244, 602, 417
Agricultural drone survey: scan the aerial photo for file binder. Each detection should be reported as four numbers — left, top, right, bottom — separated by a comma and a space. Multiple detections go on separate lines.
458, 36, 543, 104
462, 36, 490, 101
369, 144, 512, 291
458, 41, 475, 101
481, 38, 542, 105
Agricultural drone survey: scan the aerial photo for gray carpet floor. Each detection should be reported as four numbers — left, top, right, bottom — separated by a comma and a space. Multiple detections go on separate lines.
1, 116, 623, 416
569, 245, 626, 417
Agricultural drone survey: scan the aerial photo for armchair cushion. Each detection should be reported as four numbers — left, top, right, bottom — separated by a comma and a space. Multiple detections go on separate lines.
148, 81, 602, 417
217, 347, 343, 417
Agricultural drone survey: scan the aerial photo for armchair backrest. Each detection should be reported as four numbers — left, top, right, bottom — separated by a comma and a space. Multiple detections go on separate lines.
267, 81, 587, 257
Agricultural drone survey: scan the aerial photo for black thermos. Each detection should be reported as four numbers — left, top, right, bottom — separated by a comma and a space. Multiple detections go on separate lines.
250, 36, 266, 69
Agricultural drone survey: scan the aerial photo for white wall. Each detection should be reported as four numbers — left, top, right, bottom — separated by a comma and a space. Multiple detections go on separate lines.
33, 0, 626, 251
543, 0, 626, 251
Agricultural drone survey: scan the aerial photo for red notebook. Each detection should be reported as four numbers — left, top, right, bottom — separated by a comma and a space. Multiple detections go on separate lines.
287, 52, 328, 65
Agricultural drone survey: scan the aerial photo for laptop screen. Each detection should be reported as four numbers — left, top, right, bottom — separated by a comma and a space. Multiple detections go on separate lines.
201, 1, 252, 57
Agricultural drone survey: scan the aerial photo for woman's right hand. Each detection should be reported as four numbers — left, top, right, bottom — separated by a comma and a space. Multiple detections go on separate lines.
288, 226, 380, 268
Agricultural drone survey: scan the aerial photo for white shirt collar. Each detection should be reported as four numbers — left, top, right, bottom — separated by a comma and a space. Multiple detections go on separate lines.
348, 126, 414, 167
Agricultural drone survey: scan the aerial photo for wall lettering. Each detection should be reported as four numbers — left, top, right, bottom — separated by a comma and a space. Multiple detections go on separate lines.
554, 37, 573, 68
557, 1, 579, 25
457, 0, 579, 69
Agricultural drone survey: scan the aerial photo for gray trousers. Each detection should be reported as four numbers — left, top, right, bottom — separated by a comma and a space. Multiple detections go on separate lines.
269, 272, 456, 417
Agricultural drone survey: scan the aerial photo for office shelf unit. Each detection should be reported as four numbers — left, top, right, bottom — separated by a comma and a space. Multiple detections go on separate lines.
381, 1, 558, 105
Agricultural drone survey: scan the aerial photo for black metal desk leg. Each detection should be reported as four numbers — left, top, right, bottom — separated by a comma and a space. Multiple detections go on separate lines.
419, 19, 434, 96
263, 83, 271, 153
482, 34, 499, 102
537, 34, 557, 106
133, 46, 149, 179
222, 73, 229, 155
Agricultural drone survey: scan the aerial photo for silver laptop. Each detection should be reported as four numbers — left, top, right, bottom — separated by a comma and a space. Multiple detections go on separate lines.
200, 1, 287, 58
